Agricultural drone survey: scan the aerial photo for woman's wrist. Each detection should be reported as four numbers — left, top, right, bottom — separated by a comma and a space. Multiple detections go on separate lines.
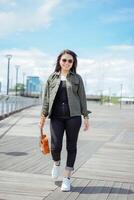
84, 116, 89, 119
41, 113, 46, 119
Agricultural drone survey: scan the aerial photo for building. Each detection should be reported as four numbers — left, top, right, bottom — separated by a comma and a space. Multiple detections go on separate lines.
119, 97, 134, 104
26, 76, 41, 97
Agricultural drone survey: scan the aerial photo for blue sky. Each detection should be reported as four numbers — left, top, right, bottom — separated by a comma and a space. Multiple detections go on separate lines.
0, 0, 134, 96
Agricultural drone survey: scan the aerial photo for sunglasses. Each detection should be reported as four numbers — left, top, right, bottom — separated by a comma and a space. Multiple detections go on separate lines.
61, 58, 73, 64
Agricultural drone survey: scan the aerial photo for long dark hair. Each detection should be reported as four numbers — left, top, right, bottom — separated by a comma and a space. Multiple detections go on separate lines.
54, 49, 77, 73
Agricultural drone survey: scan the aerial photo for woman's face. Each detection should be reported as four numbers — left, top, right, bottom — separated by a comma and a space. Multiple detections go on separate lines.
59, 53, 74, 72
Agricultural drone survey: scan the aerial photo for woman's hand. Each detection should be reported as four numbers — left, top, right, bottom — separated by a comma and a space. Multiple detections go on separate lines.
83, 118, 90, 131
39, 115, 46, 129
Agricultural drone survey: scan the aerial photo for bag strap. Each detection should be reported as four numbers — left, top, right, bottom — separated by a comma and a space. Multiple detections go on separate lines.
40, 128, 44, 137
40, 128, 47, 138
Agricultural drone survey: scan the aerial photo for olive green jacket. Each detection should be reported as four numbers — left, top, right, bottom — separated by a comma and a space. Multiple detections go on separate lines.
41, 71, 91, 118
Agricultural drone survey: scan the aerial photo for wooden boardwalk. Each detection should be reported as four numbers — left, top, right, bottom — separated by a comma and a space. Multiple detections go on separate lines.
0, 103, 134, 199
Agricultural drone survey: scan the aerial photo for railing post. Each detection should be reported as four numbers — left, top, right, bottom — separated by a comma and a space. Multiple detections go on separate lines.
6, 101, 9, 115
0, 96, 40, 120
1, 101, 4, 114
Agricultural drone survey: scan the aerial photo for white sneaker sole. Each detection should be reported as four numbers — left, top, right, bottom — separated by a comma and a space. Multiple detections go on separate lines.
61, 188, 70, 192
61, 185, 71, 192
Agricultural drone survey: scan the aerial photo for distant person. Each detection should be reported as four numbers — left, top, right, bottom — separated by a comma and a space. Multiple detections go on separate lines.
39, 49, 90, 192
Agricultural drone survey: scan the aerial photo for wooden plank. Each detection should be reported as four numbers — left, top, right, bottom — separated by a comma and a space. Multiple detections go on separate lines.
98, 148, 134, 156
43, 178, 77, 200
128, 183, 134, 200
104, 142, 134, 150
0, 193, 44, 200
113, 182, 130, 200
95, 180, 114, 200
73, 168, 134, 183
83, 160, 134, 172
0, 134, 104, 175
0, 144, 34, 170
88, 156, 134, 165
0, 170, 57, 200
106, 182, 123, 200
64, 178, 90, 200
44, 178, 91, 200
76, 179, 98, 200
0, 170, 56, 189
9, 152, 43, 171
84, 180, 106, 200
92, 154, 134, 162
0, 137, 34, 164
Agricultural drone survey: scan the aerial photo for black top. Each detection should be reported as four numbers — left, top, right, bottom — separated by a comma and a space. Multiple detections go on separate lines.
51, 81, 70, 118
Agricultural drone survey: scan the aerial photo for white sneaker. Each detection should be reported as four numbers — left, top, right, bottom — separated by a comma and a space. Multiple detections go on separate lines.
61, 177, 71, 192
51, 164, 60, 179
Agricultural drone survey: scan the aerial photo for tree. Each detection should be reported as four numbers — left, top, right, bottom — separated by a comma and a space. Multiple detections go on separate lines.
14, 83, 25, 95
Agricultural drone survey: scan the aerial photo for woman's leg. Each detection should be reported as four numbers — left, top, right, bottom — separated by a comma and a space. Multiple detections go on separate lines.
61, 116, 82, 191
50, 118, 65, 163
64, 116, 82, 177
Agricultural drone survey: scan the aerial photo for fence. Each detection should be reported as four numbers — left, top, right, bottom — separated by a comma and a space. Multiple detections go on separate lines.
0, 95, 41, 120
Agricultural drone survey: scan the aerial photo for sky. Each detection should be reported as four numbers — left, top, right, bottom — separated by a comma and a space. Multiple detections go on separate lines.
0, 0, 134, 96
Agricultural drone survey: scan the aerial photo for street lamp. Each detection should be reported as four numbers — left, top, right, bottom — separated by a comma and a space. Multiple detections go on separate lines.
6, 54, 12, 95
108, 88, 111, 104
15, 65, 20, 96
120, 83, 123, 109
23, 72, 26, 96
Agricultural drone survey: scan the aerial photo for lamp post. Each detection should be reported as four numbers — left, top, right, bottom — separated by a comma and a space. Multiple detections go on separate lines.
100, 90, 103, 105
108, 87, 111, 104
15, 65, 20, 96
6, 54, 12, 95
23, 72, 26, 96
120, 83, 123, 109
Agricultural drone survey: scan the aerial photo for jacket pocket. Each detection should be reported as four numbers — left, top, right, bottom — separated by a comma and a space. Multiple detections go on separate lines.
72, 79, 79, 93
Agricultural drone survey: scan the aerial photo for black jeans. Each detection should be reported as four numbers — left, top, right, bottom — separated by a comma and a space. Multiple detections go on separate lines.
50, 116, 82, 171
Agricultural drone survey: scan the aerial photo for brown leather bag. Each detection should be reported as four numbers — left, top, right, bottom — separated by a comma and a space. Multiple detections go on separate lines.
40, 128, 50, 155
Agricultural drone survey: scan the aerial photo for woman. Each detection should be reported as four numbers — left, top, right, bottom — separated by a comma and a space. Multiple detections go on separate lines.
39, 49, 90, 192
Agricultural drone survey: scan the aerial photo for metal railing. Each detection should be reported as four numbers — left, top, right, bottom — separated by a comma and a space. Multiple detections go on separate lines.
0, 95, 41, 120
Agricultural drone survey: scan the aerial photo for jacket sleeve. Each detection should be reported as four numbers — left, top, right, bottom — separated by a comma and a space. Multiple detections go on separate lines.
77, 76, 91, 118
41, 80, 49, 117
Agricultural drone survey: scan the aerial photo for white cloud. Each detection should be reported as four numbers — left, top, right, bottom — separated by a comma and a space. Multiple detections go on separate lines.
0, 0, 88, 38
0, 0, 61, 38
107, 45, 134, 51
0, 48, 55, 92
77, 47, 134, 96
0, 47, 134, 96
0, 11, 17, 37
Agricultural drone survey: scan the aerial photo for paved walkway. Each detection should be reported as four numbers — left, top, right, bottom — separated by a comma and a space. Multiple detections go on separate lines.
0, 103, 134, 199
